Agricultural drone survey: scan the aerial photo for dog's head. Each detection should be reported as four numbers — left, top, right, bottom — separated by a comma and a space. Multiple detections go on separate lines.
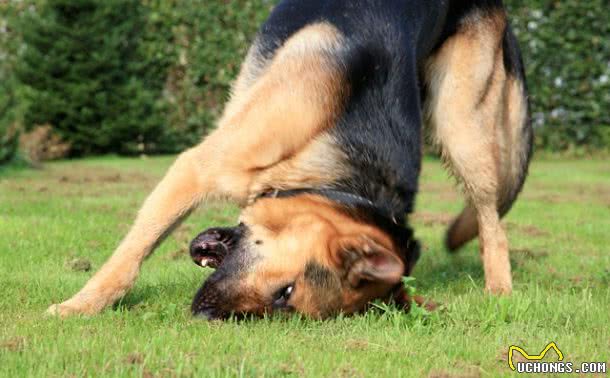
190, 194, 419, 320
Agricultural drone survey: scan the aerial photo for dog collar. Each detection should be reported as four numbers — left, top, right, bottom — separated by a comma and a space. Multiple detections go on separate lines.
256, 188, 403, 226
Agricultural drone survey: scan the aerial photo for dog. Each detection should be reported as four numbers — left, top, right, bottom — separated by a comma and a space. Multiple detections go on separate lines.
48, 0, 533, 319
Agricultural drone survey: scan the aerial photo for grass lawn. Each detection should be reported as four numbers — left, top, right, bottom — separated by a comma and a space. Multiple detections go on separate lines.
1, 156, 609, 377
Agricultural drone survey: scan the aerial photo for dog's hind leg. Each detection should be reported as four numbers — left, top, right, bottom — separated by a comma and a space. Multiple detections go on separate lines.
47, 23, 348, 316
425, 11, 532, 294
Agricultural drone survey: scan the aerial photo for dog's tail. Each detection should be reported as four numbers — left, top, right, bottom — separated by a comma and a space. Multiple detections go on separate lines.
445, 25, 533, 253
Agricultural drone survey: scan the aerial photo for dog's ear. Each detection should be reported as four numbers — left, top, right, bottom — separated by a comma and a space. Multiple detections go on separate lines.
331, 235, 404, 288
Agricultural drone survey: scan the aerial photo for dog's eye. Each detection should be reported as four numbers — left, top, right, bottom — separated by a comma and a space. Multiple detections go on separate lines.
272, 284, 294, 308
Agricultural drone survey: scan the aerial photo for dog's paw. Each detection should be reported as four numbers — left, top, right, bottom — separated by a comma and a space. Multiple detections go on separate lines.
485, 280, 513, 295
45, 300, 97, 318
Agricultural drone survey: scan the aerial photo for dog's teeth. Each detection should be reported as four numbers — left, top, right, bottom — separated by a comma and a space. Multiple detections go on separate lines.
201, 260, 208, 267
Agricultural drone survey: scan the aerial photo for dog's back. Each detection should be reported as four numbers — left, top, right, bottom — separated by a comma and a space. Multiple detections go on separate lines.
242, 0, 533, 294
246, 0, 531, 225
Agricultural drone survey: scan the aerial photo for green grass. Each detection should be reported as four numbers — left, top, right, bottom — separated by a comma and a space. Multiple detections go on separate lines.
1, 156, 609, 377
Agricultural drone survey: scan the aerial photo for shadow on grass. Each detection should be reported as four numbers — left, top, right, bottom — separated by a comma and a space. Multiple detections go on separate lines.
113, 289, 157, 311
112, 281, 199, 313
409, 250, 485, 292
415, 245, 553, 293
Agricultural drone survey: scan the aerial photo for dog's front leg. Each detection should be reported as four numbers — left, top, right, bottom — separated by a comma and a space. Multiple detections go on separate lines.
46, 139, 238, 317
47, 22, 347, 317
47, 130, 263, 317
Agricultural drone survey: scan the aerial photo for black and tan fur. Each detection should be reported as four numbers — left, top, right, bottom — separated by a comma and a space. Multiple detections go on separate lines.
48, 0, 532, 319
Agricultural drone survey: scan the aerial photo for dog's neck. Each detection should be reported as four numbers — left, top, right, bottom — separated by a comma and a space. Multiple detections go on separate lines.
256, 187, 404, 226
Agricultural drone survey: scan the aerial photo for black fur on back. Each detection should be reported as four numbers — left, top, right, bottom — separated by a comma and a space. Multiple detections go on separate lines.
252, 0, 527, 223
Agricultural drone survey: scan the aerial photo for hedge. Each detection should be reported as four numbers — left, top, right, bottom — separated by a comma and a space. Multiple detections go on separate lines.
152, 0, 610, 152
0, 74, 19, 164
17, 0, 173, 155
507, 0, 610, 150
0, 2, 26, 164
140, 0, 272, 151
0, 0, 608, 163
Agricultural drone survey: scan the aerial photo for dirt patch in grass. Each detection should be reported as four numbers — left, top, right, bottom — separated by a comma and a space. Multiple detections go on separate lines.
344, 339, 370, 351
56, 169, 157, 186
1, 165, 159, 198
87, 239, 104, 249
506, 222, 549, 238
496, 348, 526, 368
122, 354, 157, 378
1, 337, 26, 352
420, 182, 461, 202
428, 368, 480, 378
337, 366, 364, 378
510, 248, 549, 260
412, 212, 454, 227
277, 362, 305, 376
523, 183, 610, 206
412, 214, 551, 240
66, 257, 93, 272
124, 352, 145, 365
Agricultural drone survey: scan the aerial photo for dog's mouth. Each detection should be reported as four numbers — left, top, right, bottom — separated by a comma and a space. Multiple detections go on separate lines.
189, 227, 239, 269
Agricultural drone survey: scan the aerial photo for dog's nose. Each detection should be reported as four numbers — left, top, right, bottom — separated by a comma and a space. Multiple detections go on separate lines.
189, 240, 209, 266
189, 234, 222, 268
189, 229, 231, 268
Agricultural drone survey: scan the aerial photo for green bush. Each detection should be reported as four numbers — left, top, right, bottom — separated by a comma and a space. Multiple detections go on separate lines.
0, 76, 19, 164
0, 2, 29, 164
156, 0, 609, 152
506, 0, 610, 150
0, 109, 18, 165
144, 0, 272, 149
17, 0, 167, 155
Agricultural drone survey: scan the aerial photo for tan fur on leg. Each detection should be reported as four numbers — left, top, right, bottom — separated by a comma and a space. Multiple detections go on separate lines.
48, 23, 348, 316
47, 148, 207, 316
425, 10, 518, 294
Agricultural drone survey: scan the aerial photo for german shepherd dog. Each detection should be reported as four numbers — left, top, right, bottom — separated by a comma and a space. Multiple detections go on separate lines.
48, 0, 532, 319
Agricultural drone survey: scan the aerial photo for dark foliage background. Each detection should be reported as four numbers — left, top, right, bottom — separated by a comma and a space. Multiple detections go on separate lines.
17, 0, 168, 155
508, 0, 610, 151
0, 0, 608, 163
